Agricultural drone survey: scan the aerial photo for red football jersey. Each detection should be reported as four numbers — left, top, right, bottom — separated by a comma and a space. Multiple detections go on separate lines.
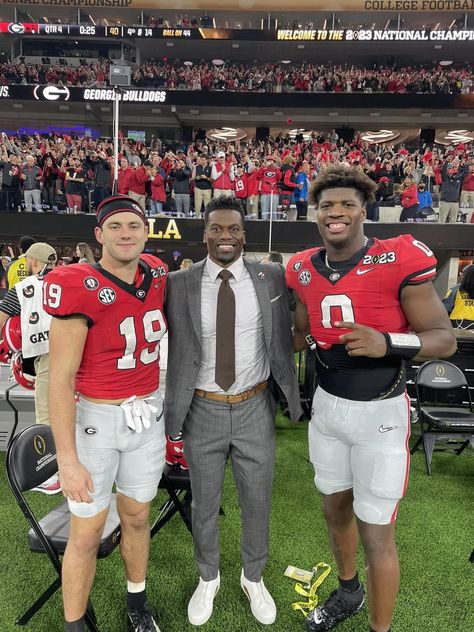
234, 174, 248, 199
286, 235, 437, 347
43, 254, 167, 398
256, 166, 282, 194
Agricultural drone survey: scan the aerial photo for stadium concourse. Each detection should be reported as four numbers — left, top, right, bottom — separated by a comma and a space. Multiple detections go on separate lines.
0, 3, 474, 632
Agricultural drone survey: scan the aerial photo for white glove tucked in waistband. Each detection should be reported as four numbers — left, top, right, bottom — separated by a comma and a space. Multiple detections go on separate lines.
120, 394, 160, 433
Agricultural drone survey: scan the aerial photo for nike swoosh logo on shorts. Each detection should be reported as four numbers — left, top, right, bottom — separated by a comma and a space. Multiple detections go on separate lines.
356, 268, 375, 275
379, 425, 398, 433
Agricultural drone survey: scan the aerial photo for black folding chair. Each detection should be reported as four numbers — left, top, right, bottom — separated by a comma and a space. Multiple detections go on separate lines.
6, 424, 121, 631
412, 360, 474, 475
151, 464, 193, 538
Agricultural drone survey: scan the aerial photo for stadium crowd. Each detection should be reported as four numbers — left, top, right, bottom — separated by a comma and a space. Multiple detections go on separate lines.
0, 130, 473, 223
1, 60, 473, 94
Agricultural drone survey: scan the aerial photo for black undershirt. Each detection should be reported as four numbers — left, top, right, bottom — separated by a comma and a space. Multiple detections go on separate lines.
315, 344, 405, 401
311, 243, 406, 401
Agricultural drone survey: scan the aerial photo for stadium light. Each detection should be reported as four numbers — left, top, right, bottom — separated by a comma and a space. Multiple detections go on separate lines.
360, 130, 400, 143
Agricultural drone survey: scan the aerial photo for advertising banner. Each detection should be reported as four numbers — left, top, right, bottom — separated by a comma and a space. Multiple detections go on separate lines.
2, 21, 474, 41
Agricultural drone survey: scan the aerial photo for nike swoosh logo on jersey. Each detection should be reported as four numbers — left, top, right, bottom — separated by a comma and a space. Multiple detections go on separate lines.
356, 268, 375, 275
379, 425, 398, 433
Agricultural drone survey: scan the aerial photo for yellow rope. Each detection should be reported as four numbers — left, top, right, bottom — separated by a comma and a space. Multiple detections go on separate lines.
291, 562, 332, 616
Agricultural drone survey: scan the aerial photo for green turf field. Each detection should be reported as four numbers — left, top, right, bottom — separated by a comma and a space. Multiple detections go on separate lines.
0, 415, 473, 632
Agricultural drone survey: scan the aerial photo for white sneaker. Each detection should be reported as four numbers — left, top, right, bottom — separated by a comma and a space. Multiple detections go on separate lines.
241, 570, 276, 625
188, 573, 220, 626
32, 473, 62, 495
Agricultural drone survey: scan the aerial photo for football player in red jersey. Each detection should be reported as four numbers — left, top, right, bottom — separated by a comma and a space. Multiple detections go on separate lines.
44, 196, 167, 632
287, 166, 456, 632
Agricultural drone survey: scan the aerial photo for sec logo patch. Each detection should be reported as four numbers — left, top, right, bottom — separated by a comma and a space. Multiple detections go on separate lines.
98, 288, 116, 304
298, 269, 311, 285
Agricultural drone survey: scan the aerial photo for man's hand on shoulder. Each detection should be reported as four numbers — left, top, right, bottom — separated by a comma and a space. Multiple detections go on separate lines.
336, 321, 387, 358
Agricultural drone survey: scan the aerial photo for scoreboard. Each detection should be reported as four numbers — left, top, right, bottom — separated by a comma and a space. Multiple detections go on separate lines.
1, 22, 474, 42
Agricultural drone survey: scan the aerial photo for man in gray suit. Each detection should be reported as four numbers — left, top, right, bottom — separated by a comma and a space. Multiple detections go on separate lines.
165, 196, 301, 627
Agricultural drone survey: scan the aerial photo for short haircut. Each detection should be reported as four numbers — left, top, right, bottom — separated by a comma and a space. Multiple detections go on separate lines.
204, 195, 245, 226
19, 235, 36, 253
267, 251, 283, 264
309, 165, 377, 206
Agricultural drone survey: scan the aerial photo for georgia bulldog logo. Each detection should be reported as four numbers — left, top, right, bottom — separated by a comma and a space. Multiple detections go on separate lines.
264, 170, 277, 178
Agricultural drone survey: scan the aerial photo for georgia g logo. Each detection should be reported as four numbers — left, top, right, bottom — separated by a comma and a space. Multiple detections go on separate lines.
8, 23, 25, 34
33, 85, 70, 102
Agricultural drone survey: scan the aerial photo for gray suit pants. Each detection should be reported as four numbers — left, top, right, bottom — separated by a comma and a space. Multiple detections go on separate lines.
182, 389, 276, 582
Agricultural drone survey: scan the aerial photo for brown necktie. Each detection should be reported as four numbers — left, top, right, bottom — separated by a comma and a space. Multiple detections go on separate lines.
215, 269, 235, 391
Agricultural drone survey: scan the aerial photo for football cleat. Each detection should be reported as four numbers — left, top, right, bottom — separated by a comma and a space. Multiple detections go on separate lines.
306, 585, 365, 631
32, 473, 62, 495
128, 603, 161, 632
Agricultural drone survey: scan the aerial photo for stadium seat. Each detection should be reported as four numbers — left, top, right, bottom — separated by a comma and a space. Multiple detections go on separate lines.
412, 360, 474, 476
151, 463, 193, 538
6, 424, 121, 632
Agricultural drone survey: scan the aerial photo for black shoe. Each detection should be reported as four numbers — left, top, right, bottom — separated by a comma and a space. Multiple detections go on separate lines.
127, 603, 161, 632
306, 585, 365, 631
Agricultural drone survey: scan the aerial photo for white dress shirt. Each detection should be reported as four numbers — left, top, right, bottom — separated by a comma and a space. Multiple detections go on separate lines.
195, 255, 270, 394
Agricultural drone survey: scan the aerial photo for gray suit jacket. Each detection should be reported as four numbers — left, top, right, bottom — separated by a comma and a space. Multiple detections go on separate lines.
164, 258, 302, 436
